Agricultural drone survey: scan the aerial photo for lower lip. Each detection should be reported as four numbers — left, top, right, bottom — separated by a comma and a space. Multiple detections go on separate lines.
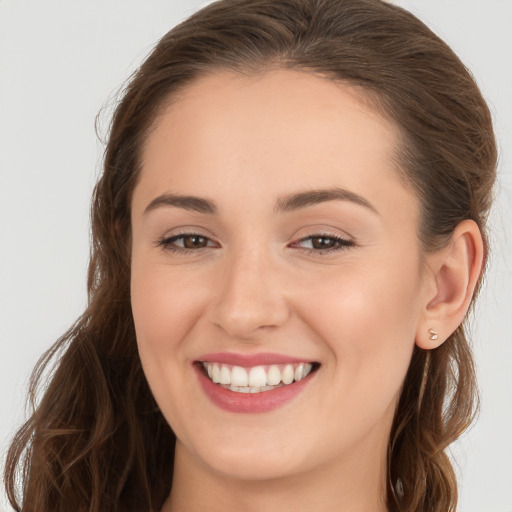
195, 364, 316, 414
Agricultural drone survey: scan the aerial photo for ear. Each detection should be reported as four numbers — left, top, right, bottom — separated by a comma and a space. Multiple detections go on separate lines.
416, 220, 485, 349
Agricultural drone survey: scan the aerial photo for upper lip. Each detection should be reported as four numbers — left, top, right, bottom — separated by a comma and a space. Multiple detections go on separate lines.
196, 352, 317, 367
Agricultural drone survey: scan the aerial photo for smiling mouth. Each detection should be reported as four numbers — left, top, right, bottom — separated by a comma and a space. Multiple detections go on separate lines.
198, 361, 320, 394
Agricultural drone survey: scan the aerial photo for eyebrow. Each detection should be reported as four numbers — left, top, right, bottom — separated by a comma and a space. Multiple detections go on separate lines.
144, 194, 217, 215
143, 187, 378, 216
274, 187, 379, 215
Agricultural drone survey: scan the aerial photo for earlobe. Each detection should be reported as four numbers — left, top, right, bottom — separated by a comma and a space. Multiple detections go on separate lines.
416, 220, 484, 350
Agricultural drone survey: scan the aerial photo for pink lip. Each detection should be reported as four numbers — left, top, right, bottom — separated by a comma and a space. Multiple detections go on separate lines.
194, 361, 318, 414
197, 352, 314, 367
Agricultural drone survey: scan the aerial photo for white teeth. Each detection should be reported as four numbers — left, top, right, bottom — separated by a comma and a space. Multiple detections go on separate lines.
202, 361, 316, 392
295, 363, 304, 381
222, 383, 294, 393
212, 363, 220, 383
231, 366, 249, 387
267, 365, 281, 386
249, 366, 267, 387
295, 363, 313, 381
219, 365, 231, 385
282, 364, 294, 385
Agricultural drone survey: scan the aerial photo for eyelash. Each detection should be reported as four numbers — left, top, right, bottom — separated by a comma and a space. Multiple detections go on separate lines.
156, 232, 217, 255
294, 234, 356, 255
156, 232, 355, 256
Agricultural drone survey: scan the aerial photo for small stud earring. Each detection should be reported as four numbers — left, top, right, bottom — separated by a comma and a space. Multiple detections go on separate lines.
428, 328, 439, 341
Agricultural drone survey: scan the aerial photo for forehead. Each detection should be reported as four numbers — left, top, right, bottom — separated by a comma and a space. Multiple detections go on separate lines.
135, 69, 416, 223
142, 69, 398, 168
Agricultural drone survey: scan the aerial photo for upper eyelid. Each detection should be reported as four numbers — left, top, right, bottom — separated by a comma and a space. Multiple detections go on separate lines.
295, 232, 351, 242
157, 222, 353, 240
158, 232, 354, 250
159, 227, 215, 242
162, 233, 218, 246
291, 234, 355, 249
159, 230, 352, 241
293, 229, 354, 244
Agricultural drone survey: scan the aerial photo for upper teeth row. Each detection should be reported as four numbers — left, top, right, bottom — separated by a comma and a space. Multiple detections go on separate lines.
202, 362, 314, 388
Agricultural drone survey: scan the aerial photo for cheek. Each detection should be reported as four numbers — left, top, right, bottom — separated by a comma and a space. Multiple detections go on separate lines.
129, 259, 196, 409
299, 257, 422, 341
296, 261, 422, 401
130, 261, 208, 435
130, 260, 203, 353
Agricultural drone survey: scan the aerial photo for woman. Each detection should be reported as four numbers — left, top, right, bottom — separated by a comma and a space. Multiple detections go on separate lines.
4, 0, 498, 511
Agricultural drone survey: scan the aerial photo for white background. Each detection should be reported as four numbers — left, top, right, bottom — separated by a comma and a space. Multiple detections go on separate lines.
0, 1, 510, 511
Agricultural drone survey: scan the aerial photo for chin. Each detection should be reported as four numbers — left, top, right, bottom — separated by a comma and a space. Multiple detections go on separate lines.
192, 437, 309, 482
210, 456, 303, 482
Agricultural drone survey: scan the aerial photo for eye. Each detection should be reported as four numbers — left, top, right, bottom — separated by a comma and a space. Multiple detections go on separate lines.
293, 234, 355, 255
156, 233, 218, 254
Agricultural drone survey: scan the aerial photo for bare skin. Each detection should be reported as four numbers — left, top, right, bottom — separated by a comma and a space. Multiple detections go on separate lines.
129, 69, 483, 512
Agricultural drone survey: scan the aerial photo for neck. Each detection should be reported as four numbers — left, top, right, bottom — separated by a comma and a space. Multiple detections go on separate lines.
161, 433, 390, 512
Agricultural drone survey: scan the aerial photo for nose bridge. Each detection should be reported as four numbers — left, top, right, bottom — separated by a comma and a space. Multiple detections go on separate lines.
210, 242, 289, 339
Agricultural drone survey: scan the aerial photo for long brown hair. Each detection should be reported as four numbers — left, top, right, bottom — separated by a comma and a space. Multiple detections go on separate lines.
4, 1, 497, 511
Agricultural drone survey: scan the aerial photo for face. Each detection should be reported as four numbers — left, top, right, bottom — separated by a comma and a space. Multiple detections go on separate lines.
130, 69, 429, 482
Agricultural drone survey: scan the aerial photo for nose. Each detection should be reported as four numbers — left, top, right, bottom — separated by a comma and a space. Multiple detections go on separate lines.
208, 247, 290, 341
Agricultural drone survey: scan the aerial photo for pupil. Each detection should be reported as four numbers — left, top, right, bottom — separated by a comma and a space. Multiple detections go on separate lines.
184, 235, 206, 248
313, 237, 334, 249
